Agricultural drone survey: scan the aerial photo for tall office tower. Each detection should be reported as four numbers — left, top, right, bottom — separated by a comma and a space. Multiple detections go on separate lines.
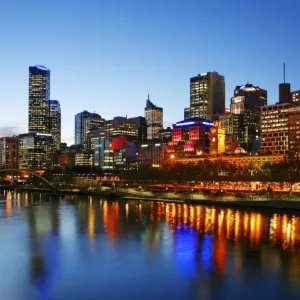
75, 111, 91, 146
261, 103, 300, 156
83, 113, 105, 149
75, 111, 104, 148
260, 103, 292, 155
291, 90, 300, 105
48, 100, 61, 150
144, 95, 163, 141
18, 132, 53, 169
29, 65, 50, 133
128, 116, 147, 145
230, 83, 267, 151
184, 72, 225, 121
0, 137, 19, 169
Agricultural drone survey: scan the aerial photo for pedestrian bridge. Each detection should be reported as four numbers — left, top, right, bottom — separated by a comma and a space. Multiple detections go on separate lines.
0, 169, 55, 190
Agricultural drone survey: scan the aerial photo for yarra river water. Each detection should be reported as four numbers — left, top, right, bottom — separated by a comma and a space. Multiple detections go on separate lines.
1, 192, 300, 300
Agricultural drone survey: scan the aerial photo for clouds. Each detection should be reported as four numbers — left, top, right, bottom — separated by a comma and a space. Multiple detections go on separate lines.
0, 125, 26, 137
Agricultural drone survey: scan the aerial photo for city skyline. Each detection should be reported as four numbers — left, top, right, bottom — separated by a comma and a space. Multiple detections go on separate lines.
0, 0, 300, 145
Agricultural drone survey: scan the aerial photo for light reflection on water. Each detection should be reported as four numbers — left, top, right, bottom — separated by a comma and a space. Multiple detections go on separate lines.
0, 191, 300, 300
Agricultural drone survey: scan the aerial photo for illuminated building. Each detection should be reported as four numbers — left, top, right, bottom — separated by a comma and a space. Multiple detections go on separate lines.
288, 106, 300, 155
75, 151, 94, 167
75, 111, 104, 148
162, 154, 284, 169
291, 90, 300, 105
138, 143, 165, 168
184, 72, 225, 121
127, 116, 147, 145
230, 83, 267, 151
28, 65, 50, 133
83, 113, 105, 148
18, 132, 53, 170
48, 100, 61, 150
209, 121, 225, 154
261, 103, 300, 155
94, 136, 137, 170
166, 118, 213, 156
89, 116, 143, 149
94, 138, 114, 169
260, 103, 292, 154
0, 137, 19, 169
87, 127, 105, 151
145, 95, 163, 141
75, 111, 91, 145
219, 113, 233, 135
103, 117, 139, 141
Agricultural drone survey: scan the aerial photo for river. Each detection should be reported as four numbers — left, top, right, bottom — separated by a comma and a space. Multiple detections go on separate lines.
0, 191, 300, 300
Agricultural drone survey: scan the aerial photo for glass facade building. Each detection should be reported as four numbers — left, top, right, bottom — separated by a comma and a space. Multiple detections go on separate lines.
75, 111, 104, 148
184, 72, 225, 121
230, 84, 267, 151
18, 132, 53, 170
28, 65, 50, 133
144, 95, 163, 141
48, 100, 61, 150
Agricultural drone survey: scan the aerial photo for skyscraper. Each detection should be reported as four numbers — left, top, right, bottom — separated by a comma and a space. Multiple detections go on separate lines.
28, 65, 50, 133
75, 111, 104, 148
144, 95, 163, 141
184, 72, 225, 121
48, 100, 61, 150
230, 83, 267, 151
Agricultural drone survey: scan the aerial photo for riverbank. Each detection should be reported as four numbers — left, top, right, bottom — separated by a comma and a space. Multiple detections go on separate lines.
3, 185, 300, 212
121, 195, 300, 212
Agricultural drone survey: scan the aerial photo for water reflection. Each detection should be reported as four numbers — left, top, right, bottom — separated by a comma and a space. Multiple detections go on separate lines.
1, 192, 300, 300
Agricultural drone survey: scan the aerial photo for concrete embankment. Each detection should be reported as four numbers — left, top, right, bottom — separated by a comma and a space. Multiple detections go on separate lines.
121, 195, 300, 212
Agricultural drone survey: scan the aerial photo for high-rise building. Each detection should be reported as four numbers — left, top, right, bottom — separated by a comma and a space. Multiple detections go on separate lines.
0, 137, 19, 169
260, 103, 292, 155
28, 65, 50, 133
144, 95, 163, 141
83, 113, 105, 149
48, 100, 61, 150
184, 72, 225, 121
75, 111, 104, 148
18, 132, 53, 169
128, 116, 147, 145
230, 83, 267, 151
291, 90, 300, 105
288, 106, 300, 156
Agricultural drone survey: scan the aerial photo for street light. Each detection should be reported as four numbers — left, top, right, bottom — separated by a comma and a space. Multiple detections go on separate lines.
170, 154, 175, 159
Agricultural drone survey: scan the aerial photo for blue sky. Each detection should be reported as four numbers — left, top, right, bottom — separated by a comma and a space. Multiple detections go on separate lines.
0, 0, 299, 145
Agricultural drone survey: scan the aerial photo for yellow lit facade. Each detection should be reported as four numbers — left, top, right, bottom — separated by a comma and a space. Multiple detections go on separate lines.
209, 121, 225, 154
145, 95, 163, 140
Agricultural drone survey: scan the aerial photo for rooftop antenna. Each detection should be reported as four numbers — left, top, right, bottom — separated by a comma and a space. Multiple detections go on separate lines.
283, 63, 286, 83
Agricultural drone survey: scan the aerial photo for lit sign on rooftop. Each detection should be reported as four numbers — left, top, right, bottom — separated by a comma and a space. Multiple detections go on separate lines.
202, 121, 213, 126
176, 121, 195, 126
35, 65, 49, 71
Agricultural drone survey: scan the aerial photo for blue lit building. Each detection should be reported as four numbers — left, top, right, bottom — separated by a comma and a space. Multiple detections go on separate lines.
166, 117, 213, 156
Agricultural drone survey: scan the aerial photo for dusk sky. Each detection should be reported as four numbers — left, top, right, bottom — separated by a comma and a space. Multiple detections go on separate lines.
0, 0, 299, 145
